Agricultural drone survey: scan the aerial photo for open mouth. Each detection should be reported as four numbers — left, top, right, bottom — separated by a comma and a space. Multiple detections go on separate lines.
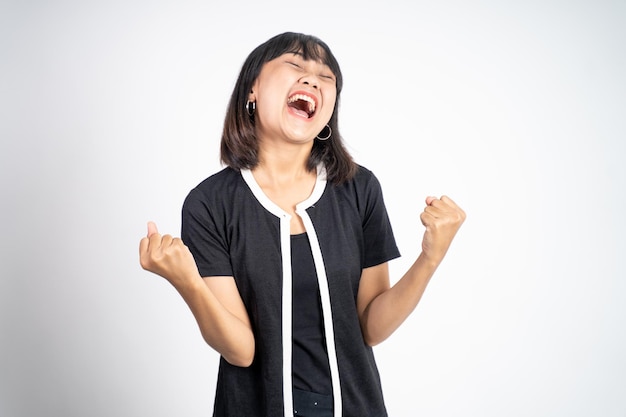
287, 93, 316, 118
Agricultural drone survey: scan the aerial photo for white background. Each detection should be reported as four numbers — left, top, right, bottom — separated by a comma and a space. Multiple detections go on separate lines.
1, 1, 625, 416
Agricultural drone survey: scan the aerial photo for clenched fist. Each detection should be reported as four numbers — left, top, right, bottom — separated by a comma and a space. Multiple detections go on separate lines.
419, 196, 466, 264
139, 221, 200, 288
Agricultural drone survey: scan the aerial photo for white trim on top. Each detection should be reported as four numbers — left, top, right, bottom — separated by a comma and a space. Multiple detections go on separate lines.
241, 166, 339, 417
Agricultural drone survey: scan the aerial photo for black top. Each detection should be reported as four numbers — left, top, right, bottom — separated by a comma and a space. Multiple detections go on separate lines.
181, 165, 400, 417
291, 232, 332, 395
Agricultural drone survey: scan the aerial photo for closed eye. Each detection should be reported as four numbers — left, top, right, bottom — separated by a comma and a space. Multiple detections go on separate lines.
286, 61, 302, 69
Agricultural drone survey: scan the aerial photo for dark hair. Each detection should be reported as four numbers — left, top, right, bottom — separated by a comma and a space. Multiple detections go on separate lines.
220, 32, 357, 184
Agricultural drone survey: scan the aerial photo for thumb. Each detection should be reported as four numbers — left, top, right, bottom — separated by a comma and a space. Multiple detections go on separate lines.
147, 221, 159, 237
425, 196, 437, 206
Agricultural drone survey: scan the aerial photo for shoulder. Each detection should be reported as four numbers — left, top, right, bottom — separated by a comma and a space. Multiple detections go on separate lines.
187, 167, 242, 198
183, 167, 244, 211
194, 167, 242, 192
338, 164, 383, 196
352, 164, 378, 184
324, 164, 387, 217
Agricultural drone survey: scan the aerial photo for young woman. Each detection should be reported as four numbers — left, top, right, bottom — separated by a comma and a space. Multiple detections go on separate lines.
139, 32, 465, 417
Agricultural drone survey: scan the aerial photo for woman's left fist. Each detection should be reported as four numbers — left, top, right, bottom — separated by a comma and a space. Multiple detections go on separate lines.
419, 195, 466, 264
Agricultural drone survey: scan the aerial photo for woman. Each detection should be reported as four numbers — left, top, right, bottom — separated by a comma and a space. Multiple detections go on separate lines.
139, 32, 465, 417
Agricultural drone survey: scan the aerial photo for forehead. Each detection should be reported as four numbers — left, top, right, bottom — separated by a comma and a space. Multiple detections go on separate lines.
286, 43, 328, 60
279, 41, 333, 68
280, 51, 332, 68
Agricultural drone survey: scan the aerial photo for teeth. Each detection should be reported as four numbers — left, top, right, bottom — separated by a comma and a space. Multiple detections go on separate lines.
288, 94, 316, 114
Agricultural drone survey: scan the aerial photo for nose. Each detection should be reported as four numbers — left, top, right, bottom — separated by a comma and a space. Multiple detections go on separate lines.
300, 76, 319, 89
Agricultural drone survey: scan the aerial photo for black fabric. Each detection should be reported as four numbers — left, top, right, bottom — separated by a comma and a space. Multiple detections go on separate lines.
291, 233, 332, 396
181, 165, 400, 417
293, 388, 333, 417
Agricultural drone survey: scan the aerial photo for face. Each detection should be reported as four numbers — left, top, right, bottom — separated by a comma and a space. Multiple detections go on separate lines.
249, 52, 337, 144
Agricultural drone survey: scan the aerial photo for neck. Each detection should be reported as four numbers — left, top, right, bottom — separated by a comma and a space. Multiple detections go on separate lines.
255, 141, 314, 183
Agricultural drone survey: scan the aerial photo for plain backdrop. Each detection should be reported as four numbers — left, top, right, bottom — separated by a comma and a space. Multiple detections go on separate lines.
1, 1, 625, 416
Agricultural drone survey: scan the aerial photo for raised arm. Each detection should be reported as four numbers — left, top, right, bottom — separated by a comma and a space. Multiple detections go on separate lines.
139, 222, 255, 366
357, 196, 465, 346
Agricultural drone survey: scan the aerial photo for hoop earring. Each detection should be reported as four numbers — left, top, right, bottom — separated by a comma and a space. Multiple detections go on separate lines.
316, 124, 332, 141
246, 100, 256, 116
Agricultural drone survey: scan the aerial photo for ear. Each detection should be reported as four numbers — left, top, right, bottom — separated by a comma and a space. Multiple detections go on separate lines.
248, 89, 256, 103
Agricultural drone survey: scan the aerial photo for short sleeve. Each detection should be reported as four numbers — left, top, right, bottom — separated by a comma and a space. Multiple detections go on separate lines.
181, 187, 233, 277
358, 168, 401, 268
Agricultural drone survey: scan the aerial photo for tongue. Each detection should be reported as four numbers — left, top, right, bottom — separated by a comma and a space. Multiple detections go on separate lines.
288, 103, 309, 118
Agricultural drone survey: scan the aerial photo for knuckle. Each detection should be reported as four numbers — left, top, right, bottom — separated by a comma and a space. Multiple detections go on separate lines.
139, 256, 152, 270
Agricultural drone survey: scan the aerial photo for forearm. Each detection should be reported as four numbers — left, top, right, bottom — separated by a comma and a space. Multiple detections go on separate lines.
361, 253, 440, 346
174, 276, 255, 367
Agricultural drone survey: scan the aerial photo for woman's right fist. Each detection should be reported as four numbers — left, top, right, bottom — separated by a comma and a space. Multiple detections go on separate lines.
139, 221, 199, 288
